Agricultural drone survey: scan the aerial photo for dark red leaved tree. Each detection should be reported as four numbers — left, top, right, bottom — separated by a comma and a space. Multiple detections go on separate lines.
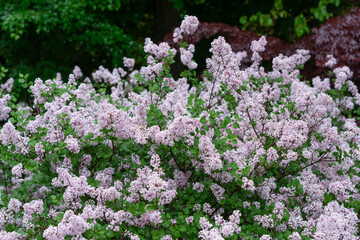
163, 8, 360, 85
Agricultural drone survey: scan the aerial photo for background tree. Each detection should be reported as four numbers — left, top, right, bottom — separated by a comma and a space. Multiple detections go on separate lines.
0, 0, 359, 96
0, 0, 156, 79
170, 0, 359, 42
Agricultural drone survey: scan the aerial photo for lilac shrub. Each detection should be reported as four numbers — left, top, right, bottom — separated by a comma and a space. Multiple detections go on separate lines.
0, 15, 360, 240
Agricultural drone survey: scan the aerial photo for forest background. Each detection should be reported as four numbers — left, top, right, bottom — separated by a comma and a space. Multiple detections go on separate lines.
0, 0, 359, 102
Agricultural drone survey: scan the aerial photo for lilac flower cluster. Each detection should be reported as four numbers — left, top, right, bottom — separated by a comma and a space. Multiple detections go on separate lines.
0, 77, 12, 121
173, 15, 199, 43
0, 15, 359, 240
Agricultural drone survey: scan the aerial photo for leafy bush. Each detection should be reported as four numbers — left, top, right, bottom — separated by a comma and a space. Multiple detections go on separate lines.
0, 0, 151, 81
0, 16, 360, 239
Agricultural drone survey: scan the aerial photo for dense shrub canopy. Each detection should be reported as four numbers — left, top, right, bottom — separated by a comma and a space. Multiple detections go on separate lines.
0, 16, 360, 239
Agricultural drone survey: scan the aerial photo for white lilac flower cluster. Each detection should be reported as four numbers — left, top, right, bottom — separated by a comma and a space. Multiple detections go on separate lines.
173, 16, 199, 70
0, 15, 359, 240
173, 15, 199, 44
0, 77, 12, 121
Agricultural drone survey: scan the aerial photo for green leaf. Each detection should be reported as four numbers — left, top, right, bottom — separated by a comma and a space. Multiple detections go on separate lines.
55, 213, 64, 222
200, 117, 207, 124
294, 14, 310, 37
224, 116, 231, 126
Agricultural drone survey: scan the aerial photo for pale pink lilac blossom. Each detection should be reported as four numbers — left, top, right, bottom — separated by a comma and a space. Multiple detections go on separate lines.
173, 15, 199, 43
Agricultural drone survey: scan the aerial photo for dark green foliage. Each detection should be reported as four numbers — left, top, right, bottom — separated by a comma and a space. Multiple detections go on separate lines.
0, 0, 153, 80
